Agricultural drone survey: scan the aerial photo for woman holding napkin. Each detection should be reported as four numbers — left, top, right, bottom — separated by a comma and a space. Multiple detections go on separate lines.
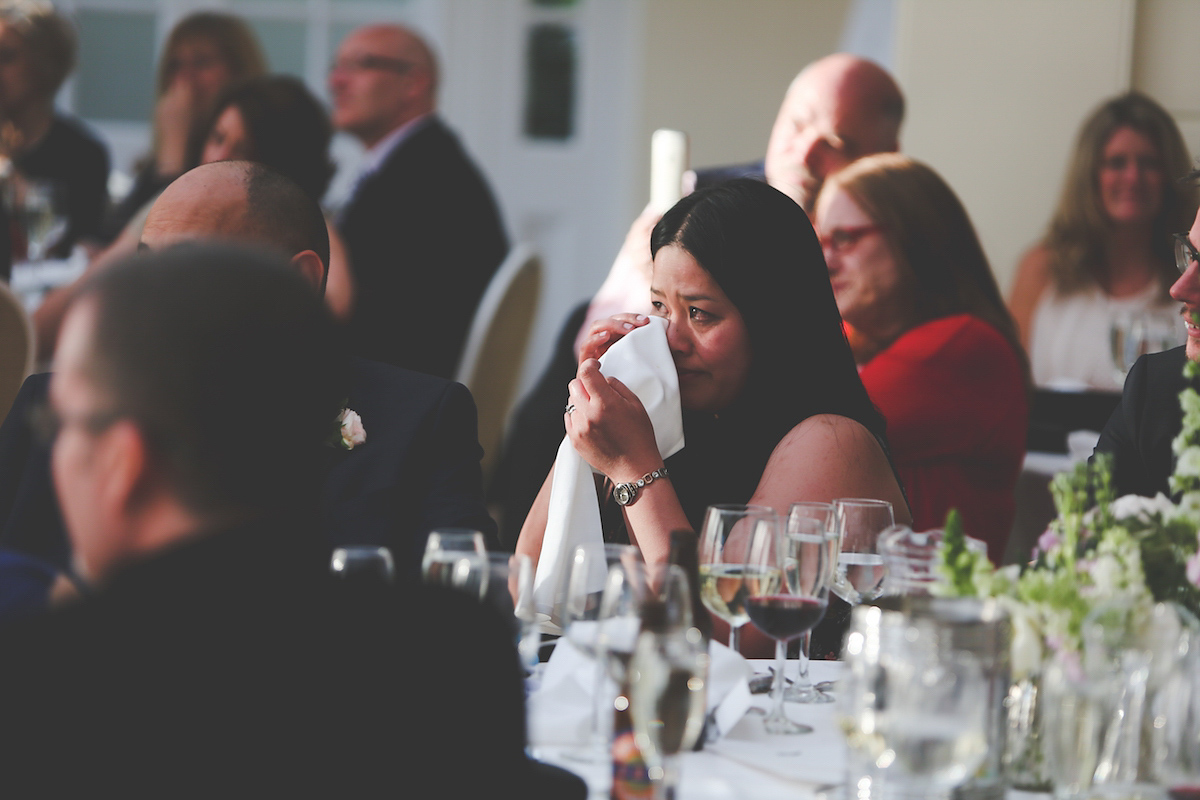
516, 178, 910, 569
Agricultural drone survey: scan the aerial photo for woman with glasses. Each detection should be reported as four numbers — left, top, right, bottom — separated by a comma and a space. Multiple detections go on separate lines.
1008, 91, 1197, 391
815, 154, 1028, 564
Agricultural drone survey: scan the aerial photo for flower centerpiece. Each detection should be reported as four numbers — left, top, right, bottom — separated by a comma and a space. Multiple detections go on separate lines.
936, 355, 1200, 788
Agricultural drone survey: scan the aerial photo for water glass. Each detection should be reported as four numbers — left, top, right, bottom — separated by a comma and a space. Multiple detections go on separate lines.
484, 552, 540, 671
832, 498, 893, 604
330, 546, 394, 584
786, 504, 835, 704
877, 525, 988, 596
421, 529, 488, 599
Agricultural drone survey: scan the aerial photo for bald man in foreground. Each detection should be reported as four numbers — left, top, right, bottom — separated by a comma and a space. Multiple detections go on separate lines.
0, 161, 497, 605
330, 24, 507, 378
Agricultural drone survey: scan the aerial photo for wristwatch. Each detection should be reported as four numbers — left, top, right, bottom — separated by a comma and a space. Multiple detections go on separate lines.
613, 466, 669, 507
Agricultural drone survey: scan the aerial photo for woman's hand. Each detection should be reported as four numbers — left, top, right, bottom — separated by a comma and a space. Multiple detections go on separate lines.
578, 313, 651, 363
565, 358, 661, 481
154, 78, 199, 176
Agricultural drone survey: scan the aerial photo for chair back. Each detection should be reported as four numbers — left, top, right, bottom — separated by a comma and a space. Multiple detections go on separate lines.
0, 282, 32, 422
455, 245, 542, 483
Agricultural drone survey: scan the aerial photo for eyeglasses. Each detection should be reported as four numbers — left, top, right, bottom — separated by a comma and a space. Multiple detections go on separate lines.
30, 401, 125, 445
1174, 232, 1199, 274
818, 225, 880, 255
329, 54, 414, 76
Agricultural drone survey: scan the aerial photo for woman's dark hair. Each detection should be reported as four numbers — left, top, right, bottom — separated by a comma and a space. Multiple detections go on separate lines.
190, 75, 336, 201
650, 178, 884, 442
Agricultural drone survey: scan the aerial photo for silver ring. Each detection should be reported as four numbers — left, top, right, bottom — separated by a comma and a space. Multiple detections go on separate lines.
565, 403, 576, 415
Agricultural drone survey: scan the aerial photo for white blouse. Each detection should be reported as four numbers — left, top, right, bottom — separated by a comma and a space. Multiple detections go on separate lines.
1029, 279, 1182, 392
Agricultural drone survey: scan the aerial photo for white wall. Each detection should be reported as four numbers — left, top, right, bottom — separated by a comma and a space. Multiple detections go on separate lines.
633, 0, 849, 216
893, 0, 1137, 294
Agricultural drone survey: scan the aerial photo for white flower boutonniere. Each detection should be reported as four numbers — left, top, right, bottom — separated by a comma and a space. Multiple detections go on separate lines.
331, 408, 366, 450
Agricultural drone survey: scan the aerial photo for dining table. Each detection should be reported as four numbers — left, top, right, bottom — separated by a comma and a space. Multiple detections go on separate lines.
527, 657, 1049, 800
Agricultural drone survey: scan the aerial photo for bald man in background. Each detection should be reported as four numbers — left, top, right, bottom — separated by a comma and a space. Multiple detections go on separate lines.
330, 24, 507, 379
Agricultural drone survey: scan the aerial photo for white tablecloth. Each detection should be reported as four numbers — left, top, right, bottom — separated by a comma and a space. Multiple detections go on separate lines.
528, 659, 1049, 800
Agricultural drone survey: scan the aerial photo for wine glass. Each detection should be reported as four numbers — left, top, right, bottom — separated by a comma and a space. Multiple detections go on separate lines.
5, 177, 66, 262
787, 503, 835, 705
832, 498, 893, 605
744, 514, 829, 734
786, 502, 835, 704
330, 546, 394, 584
561, 542, 644, 761
1111, 310, 1182, 383
697, 503, 776, 655
421, 529, 488, 599
629, 565, 709, 800
484, 552, 541, 671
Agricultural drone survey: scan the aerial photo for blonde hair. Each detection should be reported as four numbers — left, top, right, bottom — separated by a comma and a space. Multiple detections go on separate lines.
1044, 91, 1196, 295
823, 153, 1030, 386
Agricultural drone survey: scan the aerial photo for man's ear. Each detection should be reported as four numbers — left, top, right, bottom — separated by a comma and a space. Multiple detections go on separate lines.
96, 420, 153, 525
291, 250, 328, 294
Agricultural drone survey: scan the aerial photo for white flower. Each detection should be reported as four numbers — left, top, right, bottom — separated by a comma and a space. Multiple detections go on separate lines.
338, 408, 366, 450
1110, 492, 1176, 522
1007, 606, 1044, 680
1177, 446, 1200, 479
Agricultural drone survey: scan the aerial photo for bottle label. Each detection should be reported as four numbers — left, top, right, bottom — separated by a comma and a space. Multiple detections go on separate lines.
610, 729, 653, 800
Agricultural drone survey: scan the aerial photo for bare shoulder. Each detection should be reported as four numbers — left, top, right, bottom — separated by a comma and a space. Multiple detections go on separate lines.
751, 414, 911, 522
1009, 245, 1054, 348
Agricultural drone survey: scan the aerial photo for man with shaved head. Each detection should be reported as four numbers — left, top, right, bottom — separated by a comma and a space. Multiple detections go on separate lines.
330, 24, 507, 379
0, 161, 497, 605
697, 53, 904, 213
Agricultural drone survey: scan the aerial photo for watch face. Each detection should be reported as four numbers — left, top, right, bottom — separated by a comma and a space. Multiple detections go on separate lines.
615, 484, 635, 506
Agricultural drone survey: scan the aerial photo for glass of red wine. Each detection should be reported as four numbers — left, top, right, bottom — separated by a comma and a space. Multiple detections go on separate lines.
745, 514, 829, 734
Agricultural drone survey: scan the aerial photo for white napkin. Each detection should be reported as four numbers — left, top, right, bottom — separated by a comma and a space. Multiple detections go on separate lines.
527, 638, 753, 747
533, 317, 684, 620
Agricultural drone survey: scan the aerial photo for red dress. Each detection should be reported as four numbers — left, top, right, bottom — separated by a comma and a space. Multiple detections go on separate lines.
859, 314, 1028, 564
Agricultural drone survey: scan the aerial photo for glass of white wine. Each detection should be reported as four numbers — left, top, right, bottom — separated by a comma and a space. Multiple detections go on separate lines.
420, 529, 488, 599
697, 503, 776, 655
629, 565, 709, 800
832, 498, 892, 605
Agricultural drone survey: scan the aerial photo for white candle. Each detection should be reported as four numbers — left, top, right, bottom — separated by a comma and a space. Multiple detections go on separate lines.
649, 129, 688, 213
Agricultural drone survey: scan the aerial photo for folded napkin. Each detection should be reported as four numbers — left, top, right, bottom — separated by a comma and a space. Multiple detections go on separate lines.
533, 317, 684, 622
527, 637, 753, 747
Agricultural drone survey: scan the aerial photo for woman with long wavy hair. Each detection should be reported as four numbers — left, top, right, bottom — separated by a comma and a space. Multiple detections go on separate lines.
1008, 91, 1197, 391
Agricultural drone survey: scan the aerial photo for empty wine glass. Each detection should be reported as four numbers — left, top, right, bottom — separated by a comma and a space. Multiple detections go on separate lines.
786, 502, 835, 704
1111, 310, 1182, 383
744, 514, 829, 734
561, 542, 644, 762
629, 565, 709, 800
421, 529, 488, 599
697, 503, 776, 655
330, 546, 394, 584
484, 552, 540, 671
832, 498, 893, 605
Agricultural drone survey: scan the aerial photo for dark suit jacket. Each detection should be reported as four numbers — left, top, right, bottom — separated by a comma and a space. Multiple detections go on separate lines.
0, 513, 581, 798
1093, 345, 1188, 498
0, 359, 496, 582
339, 115, 508, 379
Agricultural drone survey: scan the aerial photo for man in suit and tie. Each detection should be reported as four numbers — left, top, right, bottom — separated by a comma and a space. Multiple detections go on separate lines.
0, 161, 496, 598
1095, 188, 1200, 496
0, 245, 578, 797
330, 23, 508, 379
